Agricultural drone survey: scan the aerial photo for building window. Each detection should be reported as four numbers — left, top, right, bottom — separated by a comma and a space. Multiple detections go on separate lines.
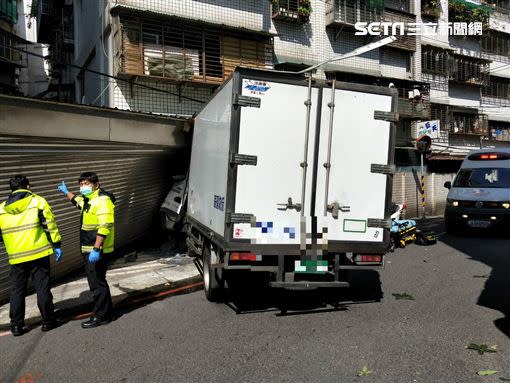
449, 56, 489, 86
490, 121, 510, 141
116, 15, 272, 84
450, 112, 488, 135
0, 29, 21, 64
0, 0, 17, 23
327, 0, 383, 25
483, 76, 510, 99
422, 47, 448, 75
482, 76, 510, 106
482, 31, 510, 59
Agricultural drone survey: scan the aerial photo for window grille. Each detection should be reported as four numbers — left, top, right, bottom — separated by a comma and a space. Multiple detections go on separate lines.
482, 31, 510, 61
449, 56, 489, 86
489, 121, 510, 141
326, 0, 383, 26
422, 47, 449, 75
450, 112, 488, 135
482, 76, 510, 106
114, 14, 273, 85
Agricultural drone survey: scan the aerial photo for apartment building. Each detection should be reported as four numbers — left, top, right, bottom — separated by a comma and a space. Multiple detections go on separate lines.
420, 0, 510, 165
0, 0, 25, 94
0, 0, 48, 96
31, 1, 509, 156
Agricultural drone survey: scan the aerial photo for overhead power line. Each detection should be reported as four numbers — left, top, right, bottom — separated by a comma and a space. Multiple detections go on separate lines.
3, 44, 208, 104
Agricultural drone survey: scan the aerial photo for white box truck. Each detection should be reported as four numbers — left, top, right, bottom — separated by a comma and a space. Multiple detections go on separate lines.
185, 68, 398, 301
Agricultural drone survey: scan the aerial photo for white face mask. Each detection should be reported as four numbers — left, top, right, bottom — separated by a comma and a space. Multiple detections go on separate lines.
80, 186, 93, 196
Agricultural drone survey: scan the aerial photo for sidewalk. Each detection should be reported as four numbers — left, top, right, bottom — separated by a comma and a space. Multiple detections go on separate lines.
0, 250, 202, 330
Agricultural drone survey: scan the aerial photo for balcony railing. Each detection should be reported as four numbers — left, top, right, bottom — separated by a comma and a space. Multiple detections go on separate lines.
325, 0, 383, 27
272, 0, 311, 23
481, 0, 509, 13
449, 113, 488, 135
448, 56, 489, 86
114, 16, 273, 85
397, 86, 431, 119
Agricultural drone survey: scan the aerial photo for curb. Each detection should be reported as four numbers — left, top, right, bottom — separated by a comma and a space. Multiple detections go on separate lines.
0, 274, 203, 331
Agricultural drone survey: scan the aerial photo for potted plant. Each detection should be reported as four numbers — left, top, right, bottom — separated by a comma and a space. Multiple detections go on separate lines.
422, 0, 440, 18
448, 0, 491, 32
298, 0, 312, 22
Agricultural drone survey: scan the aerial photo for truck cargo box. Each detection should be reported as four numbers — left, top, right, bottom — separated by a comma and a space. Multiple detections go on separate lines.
186, 68, 397, 298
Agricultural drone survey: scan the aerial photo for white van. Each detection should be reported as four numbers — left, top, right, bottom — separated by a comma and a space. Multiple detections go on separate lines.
444, 148, 510, 233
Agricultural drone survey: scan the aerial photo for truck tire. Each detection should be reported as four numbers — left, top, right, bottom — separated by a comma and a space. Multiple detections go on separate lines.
203, 243, 223, 302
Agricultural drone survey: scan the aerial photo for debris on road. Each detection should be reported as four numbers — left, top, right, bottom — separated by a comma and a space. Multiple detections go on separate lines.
158, 253, 195, 265
465, 343, 497, 355
476, 370, 498, 376
357, 366, 373, 377
392, 293, 415, 300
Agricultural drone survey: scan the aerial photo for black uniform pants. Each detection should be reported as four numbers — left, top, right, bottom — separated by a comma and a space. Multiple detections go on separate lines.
10, 256, 54, 326
85, 254, 113, 320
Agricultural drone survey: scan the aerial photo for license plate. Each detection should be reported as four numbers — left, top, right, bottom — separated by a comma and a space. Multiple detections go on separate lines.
468, 220, 491, 228
294, 260, 328, 274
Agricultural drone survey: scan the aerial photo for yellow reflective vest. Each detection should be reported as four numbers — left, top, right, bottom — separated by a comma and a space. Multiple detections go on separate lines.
0, 190, 61, 265
72, 188, 115, 254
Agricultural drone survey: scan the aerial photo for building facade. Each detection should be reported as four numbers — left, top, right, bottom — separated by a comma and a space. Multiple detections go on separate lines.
32, 0, 508, 150
0, 0, 25, 94
28, 0, 509, 216
0, 0, 48, 96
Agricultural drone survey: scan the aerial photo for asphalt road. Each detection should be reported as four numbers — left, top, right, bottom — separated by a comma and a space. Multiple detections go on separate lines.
1, 229, 510, 383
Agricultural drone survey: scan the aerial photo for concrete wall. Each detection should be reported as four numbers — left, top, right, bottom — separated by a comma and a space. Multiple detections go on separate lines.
112, 79, 211, 117
393, 172, 456, 218
0, 95, 188, 147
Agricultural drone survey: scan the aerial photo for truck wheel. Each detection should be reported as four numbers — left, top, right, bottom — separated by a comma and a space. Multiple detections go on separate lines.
203, 243, 223, 302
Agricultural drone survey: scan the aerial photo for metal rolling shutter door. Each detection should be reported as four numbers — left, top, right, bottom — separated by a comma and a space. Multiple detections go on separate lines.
0, 135, 182, 302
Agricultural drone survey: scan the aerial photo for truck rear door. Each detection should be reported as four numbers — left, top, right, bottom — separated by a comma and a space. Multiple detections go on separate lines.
315, 85, 394, 245
232, 74, 395, 250
232, 78, 318, 245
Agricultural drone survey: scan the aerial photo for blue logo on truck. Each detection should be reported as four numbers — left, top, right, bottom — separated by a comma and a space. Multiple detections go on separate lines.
213, 195, 225, 211
245, 80, 270, 95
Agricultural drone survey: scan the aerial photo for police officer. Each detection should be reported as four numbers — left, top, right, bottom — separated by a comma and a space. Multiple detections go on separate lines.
0, 175, 62, 336
58, 172, 115, 328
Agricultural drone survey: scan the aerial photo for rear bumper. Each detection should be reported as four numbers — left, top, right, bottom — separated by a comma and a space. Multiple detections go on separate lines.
270, 281, 350, 288
222, 253, 383, 289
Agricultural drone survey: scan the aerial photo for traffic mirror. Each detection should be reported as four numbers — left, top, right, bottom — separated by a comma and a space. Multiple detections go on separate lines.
416, 135, 432, 153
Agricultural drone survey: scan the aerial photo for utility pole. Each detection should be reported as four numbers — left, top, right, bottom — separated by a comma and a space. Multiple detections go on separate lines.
416, 135, 432, 220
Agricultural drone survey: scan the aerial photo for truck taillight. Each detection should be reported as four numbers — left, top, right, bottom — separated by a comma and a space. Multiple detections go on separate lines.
230, 252, 259, 261
356, 254, 383, 263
